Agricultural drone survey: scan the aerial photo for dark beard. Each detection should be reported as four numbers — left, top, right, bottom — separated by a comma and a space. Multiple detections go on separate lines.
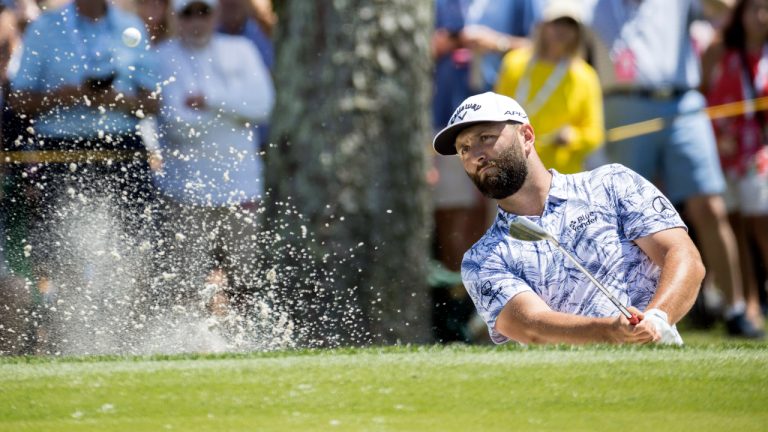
468, 144, 528, 199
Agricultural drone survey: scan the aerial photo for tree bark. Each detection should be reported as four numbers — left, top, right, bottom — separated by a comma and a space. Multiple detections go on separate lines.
266, 1, 433, 345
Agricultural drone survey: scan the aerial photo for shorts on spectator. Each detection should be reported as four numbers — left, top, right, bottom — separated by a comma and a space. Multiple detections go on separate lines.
723, 171, 768, 216
604, 90, 725, 204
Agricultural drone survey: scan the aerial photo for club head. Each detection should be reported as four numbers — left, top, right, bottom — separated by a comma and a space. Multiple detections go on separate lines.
508, 217, 555, 242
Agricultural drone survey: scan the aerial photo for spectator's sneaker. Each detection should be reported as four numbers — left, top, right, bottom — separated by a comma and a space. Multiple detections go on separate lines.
726, 313, 766, 339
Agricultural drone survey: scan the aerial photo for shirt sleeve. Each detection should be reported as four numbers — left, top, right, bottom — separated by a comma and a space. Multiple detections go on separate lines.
130, 26, 161, 92
606, 164, 687, 240
157, 44, 200, 126
436, 0, 465, 33
206, 38, 274, 124
9, 18, 46, 92
461, 240, 534, 344
524, 0, 543, 35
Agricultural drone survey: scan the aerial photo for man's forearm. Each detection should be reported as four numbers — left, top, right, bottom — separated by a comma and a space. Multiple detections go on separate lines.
502, 309, 615, 344
91, 88, 159, 116
495, 292, 657, 345
9, 87, 158, 119
9, 87, 81, 117
122, 90, 159, 116
646, 244, 705, 324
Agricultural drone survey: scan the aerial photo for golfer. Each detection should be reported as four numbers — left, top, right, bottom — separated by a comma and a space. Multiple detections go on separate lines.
433, 92, 704, 345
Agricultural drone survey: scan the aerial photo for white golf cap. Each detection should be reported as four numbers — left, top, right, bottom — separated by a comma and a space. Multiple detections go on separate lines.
542, 0, 584, 24
173, 0, 218, 12
433, 92, 529, 155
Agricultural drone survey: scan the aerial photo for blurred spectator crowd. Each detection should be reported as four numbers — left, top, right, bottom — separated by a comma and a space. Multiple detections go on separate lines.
0, 0, 276, 354
0, 0, 766, 354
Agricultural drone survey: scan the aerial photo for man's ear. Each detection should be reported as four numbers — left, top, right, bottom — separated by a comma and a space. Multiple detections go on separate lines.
521, 123, 536, 154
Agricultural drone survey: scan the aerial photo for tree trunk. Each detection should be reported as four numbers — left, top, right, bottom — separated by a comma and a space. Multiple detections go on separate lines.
266, 1, 433, 345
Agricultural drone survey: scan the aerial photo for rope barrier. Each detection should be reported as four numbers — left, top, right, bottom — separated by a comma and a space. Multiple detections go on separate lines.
606, 95, 768, 143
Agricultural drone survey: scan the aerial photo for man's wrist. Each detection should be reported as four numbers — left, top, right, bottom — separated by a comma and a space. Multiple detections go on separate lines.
597, 316, 620, 343
645, 308, 669, 324
644, 308, 683, 345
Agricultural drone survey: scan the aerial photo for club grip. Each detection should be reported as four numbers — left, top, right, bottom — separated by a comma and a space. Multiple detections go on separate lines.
628, 313, 641, 325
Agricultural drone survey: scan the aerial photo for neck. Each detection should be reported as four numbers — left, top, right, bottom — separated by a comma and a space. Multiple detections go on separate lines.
181, 36, 210, 50
76, 0, 108, 20
497, 160, 552, 216
148, 25, 166, 44
539, 50, 565, 63
220, 15, 246, 34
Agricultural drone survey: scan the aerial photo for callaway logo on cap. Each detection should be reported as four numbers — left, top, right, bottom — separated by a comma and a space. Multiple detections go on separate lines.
432, 92, 529, 155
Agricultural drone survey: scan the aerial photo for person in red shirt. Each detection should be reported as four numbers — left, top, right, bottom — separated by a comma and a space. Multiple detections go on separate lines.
702, 0, 768, 337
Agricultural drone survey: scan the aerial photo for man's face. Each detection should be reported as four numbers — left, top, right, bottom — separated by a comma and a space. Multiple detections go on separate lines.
455, 122, 529, 199
177, 2, 217, 47
137, 0, 169, 28
541, 18, 580, 57
218, 0, 247, 17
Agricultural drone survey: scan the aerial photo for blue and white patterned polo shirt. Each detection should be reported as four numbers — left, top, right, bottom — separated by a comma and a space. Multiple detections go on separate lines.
462, 164, 686, 343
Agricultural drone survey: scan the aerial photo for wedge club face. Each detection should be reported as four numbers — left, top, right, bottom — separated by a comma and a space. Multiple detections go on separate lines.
507, 218, 638, 323
507, 216, 555, 242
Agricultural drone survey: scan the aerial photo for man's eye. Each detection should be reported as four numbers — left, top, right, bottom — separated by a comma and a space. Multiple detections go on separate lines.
480, 135, 495, 142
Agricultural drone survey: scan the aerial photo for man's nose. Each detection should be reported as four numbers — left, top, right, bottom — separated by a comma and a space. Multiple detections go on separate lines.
470, 147, 487, 164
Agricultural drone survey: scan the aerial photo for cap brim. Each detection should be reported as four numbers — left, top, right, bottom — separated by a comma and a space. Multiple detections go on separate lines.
433, 119, 525, 155
433, 120, 494, 156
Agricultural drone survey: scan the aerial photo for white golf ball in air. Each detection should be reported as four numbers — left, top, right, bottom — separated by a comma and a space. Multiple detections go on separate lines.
122, 27, 142, 48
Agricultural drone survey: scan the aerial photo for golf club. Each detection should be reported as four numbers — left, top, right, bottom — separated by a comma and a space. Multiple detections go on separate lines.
508, 217, 641, 325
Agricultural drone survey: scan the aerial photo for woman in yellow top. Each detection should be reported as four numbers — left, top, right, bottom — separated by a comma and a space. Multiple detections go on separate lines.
495, 1, 604, 174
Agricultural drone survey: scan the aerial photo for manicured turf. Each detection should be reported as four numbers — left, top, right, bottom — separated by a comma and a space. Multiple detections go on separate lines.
1, 342, 767, 432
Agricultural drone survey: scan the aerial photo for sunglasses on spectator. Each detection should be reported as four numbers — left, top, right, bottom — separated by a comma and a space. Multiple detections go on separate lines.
179, 4, 212, 18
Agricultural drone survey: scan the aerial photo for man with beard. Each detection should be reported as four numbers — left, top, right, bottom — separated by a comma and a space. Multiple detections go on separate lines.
432, 92, 705, 345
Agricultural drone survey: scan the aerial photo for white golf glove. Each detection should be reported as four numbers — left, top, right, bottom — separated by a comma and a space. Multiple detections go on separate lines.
644, 308, 683, 346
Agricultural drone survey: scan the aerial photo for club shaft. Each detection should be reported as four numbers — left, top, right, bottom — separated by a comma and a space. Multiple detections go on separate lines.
553, 243, 633, 319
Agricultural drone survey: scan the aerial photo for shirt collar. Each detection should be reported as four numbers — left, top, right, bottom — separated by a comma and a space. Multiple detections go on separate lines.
547, 169, 568, 204
495, 168, 569, 227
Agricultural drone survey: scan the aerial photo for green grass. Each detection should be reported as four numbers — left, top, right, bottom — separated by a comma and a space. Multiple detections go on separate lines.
1, 342, 767, 432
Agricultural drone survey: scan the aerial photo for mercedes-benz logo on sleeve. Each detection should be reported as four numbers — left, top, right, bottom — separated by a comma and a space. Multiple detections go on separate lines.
652, 196, 675, 216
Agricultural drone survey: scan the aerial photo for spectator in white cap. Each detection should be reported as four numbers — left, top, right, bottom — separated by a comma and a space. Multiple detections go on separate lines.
434, 91, 704, 345
154, 0, 274, 316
